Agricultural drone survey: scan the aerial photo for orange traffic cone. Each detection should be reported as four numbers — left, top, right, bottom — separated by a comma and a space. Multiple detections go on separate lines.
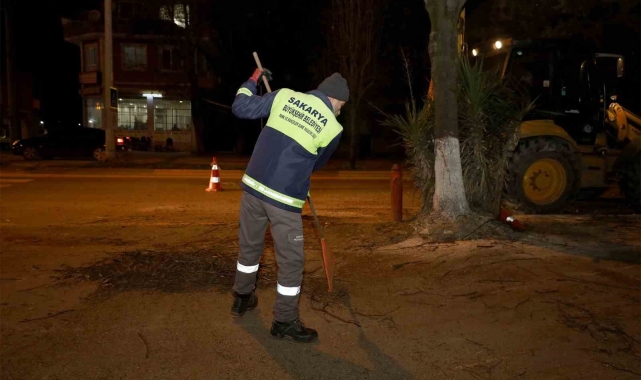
206, 157, 222, 192
499, 207, 525, 231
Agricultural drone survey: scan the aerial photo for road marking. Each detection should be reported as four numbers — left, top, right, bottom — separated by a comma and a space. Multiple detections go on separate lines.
0, 178, 35, 189
0, 179, 34, 184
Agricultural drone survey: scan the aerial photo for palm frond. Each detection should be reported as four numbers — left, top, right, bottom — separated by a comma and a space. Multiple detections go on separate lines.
387, 56, 530, 215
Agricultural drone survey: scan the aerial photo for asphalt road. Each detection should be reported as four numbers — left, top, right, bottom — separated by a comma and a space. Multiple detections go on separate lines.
0, 165, 399, 244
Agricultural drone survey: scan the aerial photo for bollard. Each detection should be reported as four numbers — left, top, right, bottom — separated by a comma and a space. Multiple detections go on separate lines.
391, 164, 403, 222
499, 207, 525, 231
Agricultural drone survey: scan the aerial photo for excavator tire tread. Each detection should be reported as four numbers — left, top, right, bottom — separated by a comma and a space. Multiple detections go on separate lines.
505, 137, 582, 214
618, 151, 641, 212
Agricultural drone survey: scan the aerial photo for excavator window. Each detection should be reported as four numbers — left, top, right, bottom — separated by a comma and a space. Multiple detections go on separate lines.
506, 48, 554, 110
617, 58, 624, 78
479, 52, 507, 75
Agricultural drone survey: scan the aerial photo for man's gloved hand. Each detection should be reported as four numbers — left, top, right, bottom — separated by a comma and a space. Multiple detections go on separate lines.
250, 68, 273, 84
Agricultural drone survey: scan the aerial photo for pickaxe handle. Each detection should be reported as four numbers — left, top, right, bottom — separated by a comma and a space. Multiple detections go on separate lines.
252, 52, 272, 93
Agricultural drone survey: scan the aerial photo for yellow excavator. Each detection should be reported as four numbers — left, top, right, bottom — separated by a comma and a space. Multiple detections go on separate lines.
472, 38, 641, 213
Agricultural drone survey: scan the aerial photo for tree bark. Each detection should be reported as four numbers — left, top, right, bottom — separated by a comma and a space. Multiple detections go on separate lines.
190, 73, 205, 154
186, 43, 205, 154
328, 0, 383, 170
425, 0, 470, 219
348, 104, 358, 169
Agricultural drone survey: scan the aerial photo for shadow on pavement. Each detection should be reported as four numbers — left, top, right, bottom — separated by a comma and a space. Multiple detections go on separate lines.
234, 293, 413, 380
515, 215, 641, 263
517, 233, 641, 263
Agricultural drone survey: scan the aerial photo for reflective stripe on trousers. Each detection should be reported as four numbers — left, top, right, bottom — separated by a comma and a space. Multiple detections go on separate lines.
277, 283, 301, 296
237, 262, 259, 274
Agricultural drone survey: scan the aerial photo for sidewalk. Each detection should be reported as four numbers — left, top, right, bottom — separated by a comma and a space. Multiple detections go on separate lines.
1, 151, 404, 172
0, 167, 412, 181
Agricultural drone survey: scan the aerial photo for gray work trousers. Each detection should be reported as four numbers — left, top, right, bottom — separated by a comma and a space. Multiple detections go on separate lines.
233, 191, 305, 322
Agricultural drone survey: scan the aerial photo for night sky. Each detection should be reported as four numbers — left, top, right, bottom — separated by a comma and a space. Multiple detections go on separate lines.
7, 0, 641, 127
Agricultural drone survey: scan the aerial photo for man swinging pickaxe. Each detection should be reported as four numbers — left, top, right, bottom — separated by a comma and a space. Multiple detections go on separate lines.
229, 52, 348, 343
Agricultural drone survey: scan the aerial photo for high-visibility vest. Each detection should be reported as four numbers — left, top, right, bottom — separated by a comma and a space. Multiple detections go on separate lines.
265, 89, 343, 155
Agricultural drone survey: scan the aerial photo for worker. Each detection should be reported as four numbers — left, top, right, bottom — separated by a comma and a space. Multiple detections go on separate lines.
230, 68, 348, 343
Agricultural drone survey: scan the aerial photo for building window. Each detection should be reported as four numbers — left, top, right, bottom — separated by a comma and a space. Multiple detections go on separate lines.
154, 100, 191, 131
194, 52, 209, 76
122, 44, 147, 71
160, 4, 189, 28
85, 44, 98, 72
117, 98, 148, 130
159, 46, 182, 72
86, 97, 103, 129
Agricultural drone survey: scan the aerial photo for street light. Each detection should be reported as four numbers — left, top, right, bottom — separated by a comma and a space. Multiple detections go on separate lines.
472, 48, 479, 57
494, 40, 503, 50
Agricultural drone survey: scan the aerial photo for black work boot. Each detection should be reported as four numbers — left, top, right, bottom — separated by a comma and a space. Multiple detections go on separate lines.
270, 319, 318, 343
230, 291, 258, 316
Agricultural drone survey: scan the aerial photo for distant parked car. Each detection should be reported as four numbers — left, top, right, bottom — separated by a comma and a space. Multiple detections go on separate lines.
12, 127, 106, 161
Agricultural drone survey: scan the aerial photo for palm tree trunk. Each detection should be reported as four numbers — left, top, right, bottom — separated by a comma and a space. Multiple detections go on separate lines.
425, 0, 470, 219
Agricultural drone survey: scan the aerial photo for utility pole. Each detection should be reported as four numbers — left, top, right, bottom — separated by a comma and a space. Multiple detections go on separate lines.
103, 0, 115, 158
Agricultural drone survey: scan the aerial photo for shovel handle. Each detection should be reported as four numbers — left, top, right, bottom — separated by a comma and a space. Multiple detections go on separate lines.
252, 52, 272, 93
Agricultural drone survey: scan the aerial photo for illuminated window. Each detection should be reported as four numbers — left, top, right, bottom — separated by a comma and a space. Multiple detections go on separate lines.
86, 97, 103, 129
160, 4, 190, 28
154, 100, 191, 131
117, 98, 148, 130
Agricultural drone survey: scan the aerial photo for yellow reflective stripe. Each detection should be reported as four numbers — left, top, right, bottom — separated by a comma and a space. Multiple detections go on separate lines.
242, 174, 305, 208
236, 88, 252, 97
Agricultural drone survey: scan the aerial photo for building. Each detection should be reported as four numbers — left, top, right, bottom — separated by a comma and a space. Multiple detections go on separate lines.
61, 1, 216, 152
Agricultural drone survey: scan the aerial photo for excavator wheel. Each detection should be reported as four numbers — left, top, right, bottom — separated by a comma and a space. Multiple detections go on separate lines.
618, 151, 641, 212
506, 137, 582, 214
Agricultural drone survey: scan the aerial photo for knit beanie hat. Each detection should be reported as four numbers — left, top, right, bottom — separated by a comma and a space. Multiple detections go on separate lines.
317, 73, 349, 102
